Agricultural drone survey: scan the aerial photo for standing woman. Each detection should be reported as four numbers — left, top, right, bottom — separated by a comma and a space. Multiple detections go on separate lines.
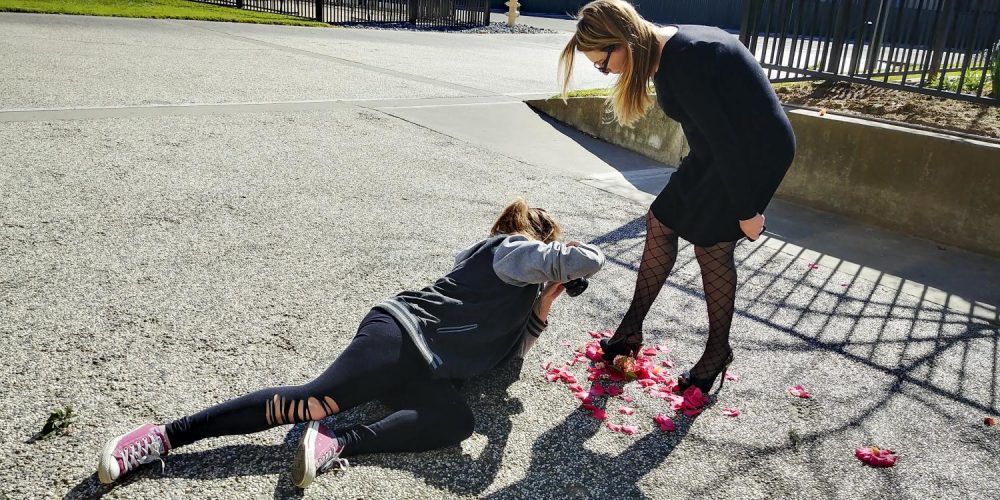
558, 0, 795, 393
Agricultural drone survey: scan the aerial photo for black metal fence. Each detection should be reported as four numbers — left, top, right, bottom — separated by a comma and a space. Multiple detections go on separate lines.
740, 0, 1000, 103
489, 0, 746, 30
196, 0, 490, 27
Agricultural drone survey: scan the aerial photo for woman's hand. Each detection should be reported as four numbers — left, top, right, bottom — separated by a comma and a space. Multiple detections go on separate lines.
533, 281, 565, 323
739, 213, 766, 241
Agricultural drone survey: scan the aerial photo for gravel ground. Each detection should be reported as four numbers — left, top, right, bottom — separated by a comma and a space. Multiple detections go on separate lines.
1, 13, 998, 500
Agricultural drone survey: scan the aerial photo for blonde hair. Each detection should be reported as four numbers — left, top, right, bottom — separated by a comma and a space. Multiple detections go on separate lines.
491, 198, 563, 243
558, 0, 660, 127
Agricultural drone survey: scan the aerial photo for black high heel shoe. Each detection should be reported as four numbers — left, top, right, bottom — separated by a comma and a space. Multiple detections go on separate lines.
676, 350, 735, 394
600, 333, 643, 365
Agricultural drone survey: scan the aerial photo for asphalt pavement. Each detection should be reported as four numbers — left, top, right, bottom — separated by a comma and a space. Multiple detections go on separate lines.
1, 12, 998, 500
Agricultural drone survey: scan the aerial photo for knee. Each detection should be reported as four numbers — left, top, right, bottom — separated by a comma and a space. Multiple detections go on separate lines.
449, 404, 476, 442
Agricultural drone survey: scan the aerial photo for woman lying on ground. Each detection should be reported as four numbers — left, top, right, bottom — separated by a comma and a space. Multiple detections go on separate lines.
97, 198, 605, 488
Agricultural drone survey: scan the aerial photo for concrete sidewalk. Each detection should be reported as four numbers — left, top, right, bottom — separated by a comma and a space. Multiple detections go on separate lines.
1, 13, 997, 500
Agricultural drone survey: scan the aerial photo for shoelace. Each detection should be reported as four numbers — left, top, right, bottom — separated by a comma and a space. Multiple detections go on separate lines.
120, 432, 166, 474
317, 444, 349, 473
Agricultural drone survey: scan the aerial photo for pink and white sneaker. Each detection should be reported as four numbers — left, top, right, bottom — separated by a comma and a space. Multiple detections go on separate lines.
291, 421, 349, 488
97, 423, 171, 484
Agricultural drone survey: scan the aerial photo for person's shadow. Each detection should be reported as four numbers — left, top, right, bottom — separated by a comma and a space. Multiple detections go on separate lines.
64, 358, 698, 499
63, 358, 527, 499
482, 395, 696, 499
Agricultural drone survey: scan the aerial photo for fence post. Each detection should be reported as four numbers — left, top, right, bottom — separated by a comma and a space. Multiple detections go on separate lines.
236, 0, 244, 8
315, 0, 324, 22
482, 0, 490, 27
928, 0, 956, 81
408, 0, 418, 23
865, 0, 890, 76
739, 0, 761, 46
826, 0, 853, 73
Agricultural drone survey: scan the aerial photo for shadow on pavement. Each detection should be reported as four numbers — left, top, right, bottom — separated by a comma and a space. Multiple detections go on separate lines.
592, 216, 1000, 418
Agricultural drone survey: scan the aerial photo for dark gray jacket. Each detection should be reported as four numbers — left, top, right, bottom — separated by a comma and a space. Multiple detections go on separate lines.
376, 234, 605, 380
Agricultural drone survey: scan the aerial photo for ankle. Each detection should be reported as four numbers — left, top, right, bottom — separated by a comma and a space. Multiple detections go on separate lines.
157, 425, 173, 452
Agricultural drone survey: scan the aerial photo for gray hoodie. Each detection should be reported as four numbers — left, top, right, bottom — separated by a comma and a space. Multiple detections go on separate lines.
376, 234, 605, 380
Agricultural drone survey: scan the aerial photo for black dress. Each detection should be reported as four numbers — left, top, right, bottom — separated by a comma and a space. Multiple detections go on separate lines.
650, 25, 796, 247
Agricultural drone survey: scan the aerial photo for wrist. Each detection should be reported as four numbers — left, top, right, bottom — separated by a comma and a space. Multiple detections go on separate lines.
534, 302, 551, 323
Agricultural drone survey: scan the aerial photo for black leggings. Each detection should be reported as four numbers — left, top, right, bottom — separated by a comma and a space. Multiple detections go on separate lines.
165, 310, 474, 456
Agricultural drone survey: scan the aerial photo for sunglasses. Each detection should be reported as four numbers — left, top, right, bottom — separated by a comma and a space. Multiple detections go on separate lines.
594, 46, 614, 75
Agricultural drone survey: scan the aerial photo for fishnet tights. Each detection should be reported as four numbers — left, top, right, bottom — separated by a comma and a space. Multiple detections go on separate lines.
602, 211, 678, 361
604, 211, 739, 382
689, 240, 738, 380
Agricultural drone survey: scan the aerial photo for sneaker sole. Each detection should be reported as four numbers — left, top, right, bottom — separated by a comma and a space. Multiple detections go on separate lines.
97, 433, 124, 484
291, 422, 319, 488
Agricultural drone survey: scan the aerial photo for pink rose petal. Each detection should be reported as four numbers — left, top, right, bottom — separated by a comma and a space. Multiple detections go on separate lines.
622, 394, 635, 403
618, 406, 635, 416
542, 361, 552, 370
589, 384, 606, 396
567, 383, 583, 393
582, 402, 598, 412
721, 408, 740, 417
606, 422, 622, 432
589, 331, 605, 339
659, 378, 678, 393
855, 447, 897, 468
664, 393, 685, 406
606, 385, 623, 397
789, 384, 812, 399
619, 425, 638, 435
574, 392, 591, 402
660, 359, 675, 368
678, 386, 708, 417
642, 347, 657, 357
584, 344, 604, 362
807, 263, 819, 269
591, 409, 608, 421
638, 379, 656, 388
655, 344, 671, 353
648, 388, 672, 399
724, 371, 740, 382
653, 414, 675, 432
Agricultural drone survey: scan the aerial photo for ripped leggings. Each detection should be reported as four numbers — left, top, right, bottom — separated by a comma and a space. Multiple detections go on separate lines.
164, 309, 475, 456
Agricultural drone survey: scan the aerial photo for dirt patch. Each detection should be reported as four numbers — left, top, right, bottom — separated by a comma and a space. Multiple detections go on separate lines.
775, 81, 1000, 141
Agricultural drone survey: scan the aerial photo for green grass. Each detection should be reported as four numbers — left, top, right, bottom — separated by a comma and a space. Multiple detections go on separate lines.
0, 0, 329, 27
564, 88, 612, 98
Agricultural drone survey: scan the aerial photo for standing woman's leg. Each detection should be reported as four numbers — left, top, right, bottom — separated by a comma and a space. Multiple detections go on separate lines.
603, 210, 679, 360
688, 240, 739, 382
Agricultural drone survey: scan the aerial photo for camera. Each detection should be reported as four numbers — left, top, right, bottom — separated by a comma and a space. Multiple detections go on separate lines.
564, 278, 589, 297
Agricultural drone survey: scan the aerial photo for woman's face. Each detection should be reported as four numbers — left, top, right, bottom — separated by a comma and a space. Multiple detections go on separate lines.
583, 45, 625, 75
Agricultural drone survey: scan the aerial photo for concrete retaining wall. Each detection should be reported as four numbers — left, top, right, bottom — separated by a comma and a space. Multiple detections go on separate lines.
528, 97, 1000, 258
